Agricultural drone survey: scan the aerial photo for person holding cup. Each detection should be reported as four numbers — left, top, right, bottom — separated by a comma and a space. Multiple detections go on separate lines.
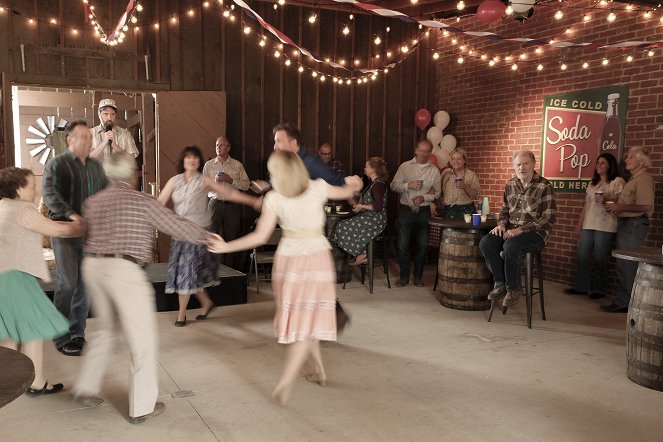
565, 154, 624, 300
439, 148, 481, 220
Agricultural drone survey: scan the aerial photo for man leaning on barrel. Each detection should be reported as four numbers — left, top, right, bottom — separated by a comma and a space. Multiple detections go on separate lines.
479, 150, 557, 308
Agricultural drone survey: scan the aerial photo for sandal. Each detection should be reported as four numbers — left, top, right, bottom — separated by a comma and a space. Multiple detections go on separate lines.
26, 382, 64, 396
195, 304, 217, 320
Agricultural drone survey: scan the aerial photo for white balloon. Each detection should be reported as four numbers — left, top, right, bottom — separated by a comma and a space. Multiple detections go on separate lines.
433, 150, 450, 169
426, 126, 444, 148
511, 0, 535, 14
440, 134, 457, 153
433, 110, 450, 131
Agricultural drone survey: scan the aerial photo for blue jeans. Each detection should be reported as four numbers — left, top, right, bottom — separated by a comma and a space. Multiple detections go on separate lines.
615, 217, 649, 308
51, 237, 88, 347
573, 229, 615, 296
396, 205, 431, 282
479, 231, 545, 291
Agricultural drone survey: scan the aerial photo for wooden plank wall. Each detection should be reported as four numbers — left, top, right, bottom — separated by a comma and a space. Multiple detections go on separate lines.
0, 0, 436, 207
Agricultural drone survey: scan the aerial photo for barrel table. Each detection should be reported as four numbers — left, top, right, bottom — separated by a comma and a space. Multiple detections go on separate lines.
0, 347, 35, 408
429, 218, 496, 311
613, 247, 663, 392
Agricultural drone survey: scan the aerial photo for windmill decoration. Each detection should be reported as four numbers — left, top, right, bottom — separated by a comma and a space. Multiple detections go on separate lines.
25, 116, 68, 165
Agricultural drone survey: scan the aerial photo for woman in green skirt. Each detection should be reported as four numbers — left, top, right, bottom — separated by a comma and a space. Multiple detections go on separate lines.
0, 167, 84, 395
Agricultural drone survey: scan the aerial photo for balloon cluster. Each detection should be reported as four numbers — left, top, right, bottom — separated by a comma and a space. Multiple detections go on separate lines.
414, 108, 456, 170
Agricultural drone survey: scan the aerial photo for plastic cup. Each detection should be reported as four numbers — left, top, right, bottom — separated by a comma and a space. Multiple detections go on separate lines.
481, 215, 487, 223
472, 214, 481, 226
464, 214, 472, 223
595, 191, 604, 204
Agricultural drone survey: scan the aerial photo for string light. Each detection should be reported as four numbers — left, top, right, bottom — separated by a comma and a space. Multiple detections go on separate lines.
505, 6, 513, 15
554, 10, 564, 20
582, 62, 589, 69
374, 36, 381, 45
457, 56, 464, 64
244, 26, 251, 34
433, 52, 439, 60
537, 64, 543, 71
648, 50, 655, 56
308, 14, 316, 24
602, 58, 609, 65
560, 63, 567, 71
457, 1, 465, 10
583, 14, 591, 22
342, 25, 350, 35
511, 64, 518, 71
607, 12, 616, 22
626, 55, 634, 62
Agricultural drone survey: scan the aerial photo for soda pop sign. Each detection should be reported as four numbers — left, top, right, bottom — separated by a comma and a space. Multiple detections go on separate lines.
540, 86, 628, 192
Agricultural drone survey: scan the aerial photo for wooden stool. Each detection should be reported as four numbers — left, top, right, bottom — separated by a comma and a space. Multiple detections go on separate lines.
487, 251, 546, 329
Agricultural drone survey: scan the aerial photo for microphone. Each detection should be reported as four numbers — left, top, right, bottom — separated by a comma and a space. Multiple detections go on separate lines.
104, 123, 113, 149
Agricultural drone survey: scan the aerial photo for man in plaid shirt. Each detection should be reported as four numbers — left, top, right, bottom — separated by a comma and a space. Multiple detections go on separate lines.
73, 152, 213, 424
479, 150, 556, 308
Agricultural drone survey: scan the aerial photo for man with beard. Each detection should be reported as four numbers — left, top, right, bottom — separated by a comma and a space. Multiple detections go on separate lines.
90, 98, 139, 164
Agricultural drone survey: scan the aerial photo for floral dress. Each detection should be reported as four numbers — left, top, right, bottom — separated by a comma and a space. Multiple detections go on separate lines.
332, 179, 387, 257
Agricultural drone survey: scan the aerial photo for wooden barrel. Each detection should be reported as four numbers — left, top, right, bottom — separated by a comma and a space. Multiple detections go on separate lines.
627, 262, 663, 391
437, 228, 491, 311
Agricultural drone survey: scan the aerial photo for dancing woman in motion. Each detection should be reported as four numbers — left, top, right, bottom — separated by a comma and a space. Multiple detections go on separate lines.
209, 150, 362, 405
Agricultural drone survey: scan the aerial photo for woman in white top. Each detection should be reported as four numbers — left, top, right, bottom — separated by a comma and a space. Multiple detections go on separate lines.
566, 154, 625, 299
209, 151, 361, 405
159, 146, 235, 326
0, 167, 83, 395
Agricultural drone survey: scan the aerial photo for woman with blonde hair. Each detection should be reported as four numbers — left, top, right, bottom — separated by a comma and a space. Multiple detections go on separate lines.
332, 156, 388, 265
209, 150, 362, 405
439, 148, 481, 219
0, 167, 83, 395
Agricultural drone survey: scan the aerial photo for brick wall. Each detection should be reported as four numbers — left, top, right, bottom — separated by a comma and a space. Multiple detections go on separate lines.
434, 1, 662, 289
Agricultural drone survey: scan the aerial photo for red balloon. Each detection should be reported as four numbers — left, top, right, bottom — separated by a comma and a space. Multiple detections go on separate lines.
477, 0, 505, 24
428, 153, 438, 167
415, 108, 431, 130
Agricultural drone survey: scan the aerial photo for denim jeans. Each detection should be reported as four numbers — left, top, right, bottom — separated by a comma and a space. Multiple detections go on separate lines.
396, 205, 431, 282
615, 217, 649, 308
479, 231, 545, 291
51, 237, 88, 347
573, 229, 614, 296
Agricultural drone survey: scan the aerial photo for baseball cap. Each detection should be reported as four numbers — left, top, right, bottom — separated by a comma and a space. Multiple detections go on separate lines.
98, 98, 117, 111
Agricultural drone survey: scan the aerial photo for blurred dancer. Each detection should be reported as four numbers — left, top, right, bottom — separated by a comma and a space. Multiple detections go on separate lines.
73, 153, 213, 423
0, 167, 83, 395
209, 151, 362, 405
159, 146, 223, 326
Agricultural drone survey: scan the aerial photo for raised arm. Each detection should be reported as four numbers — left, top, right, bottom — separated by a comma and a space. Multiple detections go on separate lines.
204, 176, 261, 210
157, 176, 176, 206
209, 206, 278, 254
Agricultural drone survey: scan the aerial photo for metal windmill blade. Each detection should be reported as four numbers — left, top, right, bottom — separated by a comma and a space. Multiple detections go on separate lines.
25, 116, 69, 165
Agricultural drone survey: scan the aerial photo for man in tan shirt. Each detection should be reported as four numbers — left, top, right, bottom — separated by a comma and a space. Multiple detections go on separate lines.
89, 99, 139, 164
602, 146, 655, 313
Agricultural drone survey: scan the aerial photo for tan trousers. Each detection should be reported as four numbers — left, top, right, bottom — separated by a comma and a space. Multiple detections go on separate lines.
74, 257, 159, 418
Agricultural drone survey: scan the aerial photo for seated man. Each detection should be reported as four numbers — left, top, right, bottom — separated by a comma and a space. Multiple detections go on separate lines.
479, 150, 556, 307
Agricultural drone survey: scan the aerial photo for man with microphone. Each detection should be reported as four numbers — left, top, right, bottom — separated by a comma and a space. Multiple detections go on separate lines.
90, 98, 139, 164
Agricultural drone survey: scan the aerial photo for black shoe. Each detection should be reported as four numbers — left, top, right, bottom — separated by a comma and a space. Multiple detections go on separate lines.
174, 317, 187, 327
413, 280, 424, 287
195, 304, 216, 321
395, 280, 409, 287
600, 303, 628, 313
26, 382, 64, 396
71, 337, 86, 350
564, 288, 588, 296
589, 293, 606, 300
57, 342, 81, 356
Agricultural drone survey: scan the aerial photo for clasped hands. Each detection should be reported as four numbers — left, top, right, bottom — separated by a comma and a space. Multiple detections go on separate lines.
208, 233, 226, 254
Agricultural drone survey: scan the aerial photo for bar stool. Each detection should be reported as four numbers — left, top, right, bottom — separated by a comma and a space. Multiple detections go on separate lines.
487, 251, 546, 329
342, 232, 391, 294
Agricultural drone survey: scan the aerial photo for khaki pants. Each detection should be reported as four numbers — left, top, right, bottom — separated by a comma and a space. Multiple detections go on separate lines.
74, 257, 158, 418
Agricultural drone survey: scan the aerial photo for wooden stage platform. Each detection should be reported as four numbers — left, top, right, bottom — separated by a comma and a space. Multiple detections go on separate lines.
40, 263, 248, 312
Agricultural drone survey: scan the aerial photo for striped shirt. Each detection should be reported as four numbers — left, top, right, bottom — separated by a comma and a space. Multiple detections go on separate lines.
498, 172, 557, 242
42, 152, 108, 221
83, 181, 211, 264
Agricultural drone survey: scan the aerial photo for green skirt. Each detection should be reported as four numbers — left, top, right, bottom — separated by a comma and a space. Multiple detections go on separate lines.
0, 270, 69, 342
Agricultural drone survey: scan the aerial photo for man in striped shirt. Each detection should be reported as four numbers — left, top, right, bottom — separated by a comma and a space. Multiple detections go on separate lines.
43, 120, 108, 357
480, 150, 557, 308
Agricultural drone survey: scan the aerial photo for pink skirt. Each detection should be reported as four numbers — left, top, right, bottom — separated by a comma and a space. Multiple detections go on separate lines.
272, 249, 337, 344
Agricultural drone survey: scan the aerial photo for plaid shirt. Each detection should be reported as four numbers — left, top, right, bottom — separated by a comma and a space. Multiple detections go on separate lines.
498, 172, 556, 242
83, 182, 211, 264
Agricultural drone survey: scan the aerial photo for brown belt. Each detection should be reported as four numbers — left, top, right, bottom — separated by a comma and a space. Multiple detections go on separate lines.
86, 253, 145, 266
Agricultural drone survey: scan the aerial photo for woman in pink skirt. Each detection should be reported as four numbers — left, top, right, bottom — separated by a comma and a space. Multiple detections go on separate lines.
209, 150, 361, 405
